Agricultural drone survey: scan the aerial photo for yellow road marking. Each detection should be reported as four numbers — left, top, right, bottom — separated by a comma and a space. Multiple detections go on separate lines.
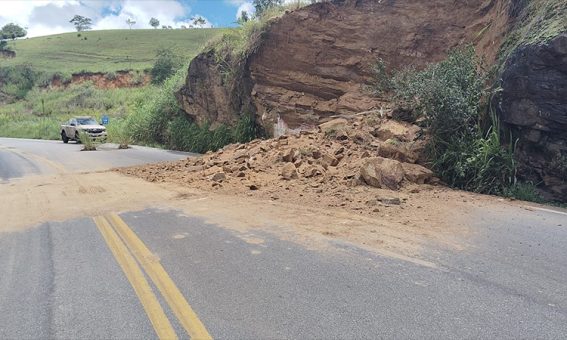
107, 213, 212, 340
93, 216, 178, 340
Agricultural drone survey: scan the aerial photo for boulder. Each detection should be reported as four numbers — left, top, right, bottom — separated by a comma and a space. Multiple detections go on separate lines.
321, 153, 339, 167
282, 148, 300, 162
281, 163, 298, 180
211, 172, 226, 182
319, 118, 348, 135
499, 33, 567, 202
372, 120, 420, 142
401, 163, 434, 184
359, 157, 405, 190
377, 140, 417, 163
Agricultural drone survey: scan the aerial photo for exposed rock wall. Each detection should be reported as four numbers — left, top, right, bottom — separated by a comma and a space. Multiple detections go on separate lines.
498, 33, 567, 201
178, 0, 511, 134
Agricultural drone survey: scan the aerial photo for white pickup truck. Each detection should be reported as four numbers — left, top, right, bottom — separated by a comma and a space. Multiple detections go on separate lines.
61, 116, 107, 143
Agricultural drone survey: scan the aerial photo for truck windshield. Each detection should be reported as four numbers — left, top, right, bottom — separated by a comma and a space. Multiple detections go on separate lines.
76, 118, 98, 125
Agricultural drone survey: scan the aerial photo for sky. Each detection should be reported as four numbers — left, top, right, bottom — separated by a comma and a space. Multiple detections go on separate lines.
0, 0, 259, 37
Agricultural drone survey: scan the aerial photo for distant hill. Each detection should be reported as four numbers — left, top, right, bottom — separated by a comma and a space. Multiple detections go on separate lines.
1, 29, 227, 74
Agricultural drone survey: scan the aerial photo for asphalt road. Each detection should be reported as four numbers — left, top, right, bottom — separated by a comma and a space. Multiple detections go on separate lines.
1, 138, 566, 339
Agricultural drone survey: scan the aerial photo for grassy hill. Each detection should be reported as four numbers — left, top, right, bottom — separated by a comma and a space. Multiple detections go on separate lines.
1, 28, 226, 74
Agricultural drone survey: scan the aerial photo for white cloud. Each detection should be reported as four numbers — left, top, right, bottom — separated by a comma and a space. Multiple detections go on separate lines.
0, 0, 192, 37
236, 2, 255, 19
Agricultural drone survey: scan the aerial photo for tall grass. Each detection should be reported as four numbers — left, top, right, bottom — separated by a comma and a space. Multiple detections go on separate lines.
123, 68, 262, 152
0, 113, 61, 140
377, 47, 518, 195
0, 82, 144, 140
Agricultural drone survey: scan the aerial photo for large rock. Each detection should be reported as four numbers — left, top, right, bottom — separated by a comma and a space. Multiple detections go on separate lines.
360, 157, 405, 190
377, 140, 417, 163
281, 162, 298, 180
498, 33, 567, 201
177, 0, 511, 135
319, 118, 348, 135
401, 163, 434, 184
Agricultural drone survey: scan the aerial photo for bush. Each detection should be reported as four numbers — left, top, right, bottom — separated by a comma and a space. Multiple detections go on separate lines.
166, 114, 262, 153
382, 47, 517, 194
150, 48, 181, 84
105, 72, 117, 80
503, 182, 544, 203
0, 64, 38, 99
78, 131, 96, 151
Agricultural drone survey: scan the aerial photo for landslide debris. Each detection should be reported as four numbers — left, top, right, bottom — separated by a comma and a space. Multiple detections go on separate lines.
118, 113, 441, 214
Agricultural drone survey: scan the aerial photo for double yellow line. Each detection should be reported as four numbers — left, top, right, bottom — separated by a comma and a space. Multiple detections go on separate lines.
93, 213, 212, 340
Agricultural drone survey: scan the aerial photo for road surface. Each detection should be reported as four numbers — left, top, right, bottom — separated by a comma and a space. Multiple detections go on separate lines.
1, 138, 566, 339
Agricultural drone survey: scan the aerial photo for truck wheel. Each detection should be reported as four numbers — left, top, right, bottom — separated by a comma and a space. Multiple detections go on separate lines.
75, 132, 81, 144
61, 131, 69, 144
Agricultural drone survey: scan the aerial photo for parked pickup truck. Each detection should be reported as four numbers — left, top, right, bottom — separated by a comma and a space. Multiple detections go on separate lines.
61, 116, 107, 143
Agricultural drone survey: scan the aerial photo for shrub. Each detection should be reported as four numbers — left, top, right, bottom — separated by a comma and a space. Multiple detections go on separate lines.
107, 120, 131, 149
166, 114, 262, 153
0, 64, 38, 99
79, 131, 97, 151
150, 48, 181, 84
105, 72, 117, 81
503, 182, 544, 203
382, 47, 517, 194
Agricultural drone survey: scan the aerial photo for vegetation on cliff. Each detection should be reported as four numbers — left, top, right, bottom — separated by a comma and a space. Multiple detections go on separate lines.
500, 0, 567, 62
375, 47, 522, 197
120, 68, 262, 153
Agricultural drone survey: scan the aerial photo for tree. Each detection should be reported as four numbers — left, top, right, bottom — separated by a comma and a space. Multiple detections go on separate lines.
69, 15, 92, 32
149, 17, 160, 29
1, 23, 27, 40
150, 48, 180, 84
126, 18, 136, 29
191, 16, 207, 28
253, 0, 283, 17
237, 10, 250, 25
0, 40, 7, 51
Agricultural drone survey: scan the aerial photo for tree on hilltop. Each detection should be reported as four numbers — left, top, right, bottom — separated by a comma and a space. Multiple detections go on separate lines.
1, 23, 27, 40
69, 15, 92, 32
126, 18, 136, 29
149, 17, 160, 29
191, 16, 207, 28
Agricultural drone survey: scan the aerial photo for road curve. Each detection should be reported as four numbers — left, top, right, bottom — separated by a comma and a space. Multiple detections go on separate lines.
1, 138, 566, 339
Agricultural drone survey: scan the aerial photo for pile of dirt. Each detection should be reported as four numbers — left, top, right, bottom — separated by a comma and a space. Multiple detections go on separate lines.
118, 113, 448, 215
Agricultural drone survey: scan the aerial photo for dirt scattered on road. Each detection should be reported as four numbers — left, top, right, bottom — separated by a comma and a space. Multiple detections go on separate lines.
114, 115, 513, 258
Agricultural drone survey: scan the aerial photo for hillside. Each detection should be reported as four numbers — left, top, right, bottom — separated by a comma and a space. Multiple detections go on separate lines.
177, 0, 566, 202
1, 29, 226, 74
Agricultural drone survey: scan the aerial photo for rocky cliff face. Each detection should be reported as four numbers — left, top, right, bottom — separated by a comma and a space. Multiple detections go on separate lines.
178, 0, 566, 201
178, 0, 511, 134
498, 33, 567, 201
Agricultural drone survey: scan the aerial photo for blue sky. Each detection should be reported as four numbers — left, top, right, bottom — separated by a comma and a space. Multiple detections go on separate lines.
0, 0, 256, 37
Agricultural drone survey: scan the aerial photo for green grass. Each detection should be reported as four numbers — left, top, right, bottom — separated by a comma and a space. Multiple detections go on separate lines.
0, 82, 147, 140
498, 0, 567, 67
0, 113, 62, 140
1, 29, 228, 74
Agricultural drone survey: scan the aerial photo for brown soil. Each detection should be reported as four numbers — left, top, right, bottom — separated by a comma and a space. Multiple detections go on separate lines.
50, 71, 150, 89
114, 113, 515, 261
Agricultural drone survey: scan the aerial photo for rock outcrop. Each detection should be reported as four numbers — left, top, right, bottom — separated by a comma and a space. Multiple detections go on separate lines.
177, 0, 566, 201
178, 0, 511, 134
498, 33, 567, 201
